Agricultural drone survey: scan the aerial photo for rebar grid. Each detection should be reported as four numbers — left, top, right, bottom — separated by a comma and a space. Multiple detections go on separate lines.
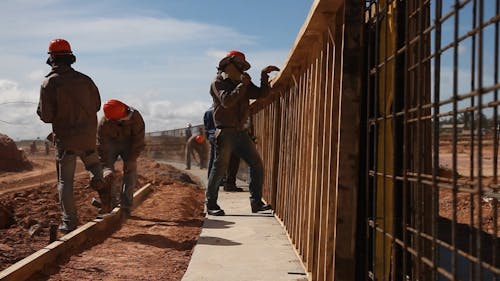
365, 0, 500, 280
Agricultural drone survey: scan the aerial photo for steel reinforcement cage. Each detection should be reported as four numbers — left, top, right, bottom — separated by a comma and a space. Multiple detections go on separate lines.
250, 0, 499, 280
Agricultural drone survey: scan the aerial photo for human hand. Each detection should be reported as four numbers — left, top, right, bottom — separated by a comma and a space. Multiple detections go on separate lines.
261, 65, 280, 74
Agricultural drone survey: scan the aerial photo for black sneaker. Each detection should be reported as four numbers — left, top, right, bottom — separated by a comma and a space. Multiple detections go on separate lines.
251, 201, 272, 213
207, 203, 225, 216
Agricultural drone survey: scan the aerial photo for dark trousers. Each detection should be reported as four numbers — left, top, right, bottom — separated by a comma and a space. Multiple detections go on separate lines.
206, 130, 264, 205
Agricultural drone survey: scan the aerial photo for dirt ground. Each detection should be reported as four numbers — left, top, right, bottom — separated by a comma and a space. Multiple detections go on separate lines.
0, 157, 204, 279
33, 171, 204, 281
0, 153, 85, 195
438, 142, 499, 237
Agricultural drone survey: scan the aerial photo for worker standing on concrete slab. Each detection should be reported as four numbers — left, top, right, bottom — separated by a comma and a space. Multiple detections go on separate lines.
206, 50, 279, 216
186, 127, 209, 170
37, 38, 114, 233
204, 106, 243, 192
97, 99, 145, 217
203, 106, 216, 177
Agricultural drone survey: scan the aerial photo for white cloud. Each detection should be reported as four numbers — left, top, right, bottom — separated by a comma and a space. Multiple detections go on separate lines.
27, 70, 45, 81
0, 2, 291, 140
0, 79, 51, 140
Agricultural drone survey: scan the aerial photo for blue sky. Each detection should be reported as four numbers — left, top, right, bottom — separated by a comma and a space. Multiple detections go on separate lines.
0, 0, 311, 140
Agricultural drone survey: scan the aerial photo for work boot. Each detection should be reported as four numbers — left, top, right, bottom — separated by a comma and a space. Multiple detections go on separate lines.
90, 174, 115, 214
206, 202, 225, 216
251, 200, 272, 213
58, 222, 76, 234
120, 208, 131, 220
223, 184, 244, 192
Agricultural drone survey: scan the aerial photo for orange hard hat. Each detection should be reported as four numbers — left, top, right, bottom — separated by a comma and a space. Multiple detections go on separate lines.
48, 38, 72, 55
218, 50, 251, 71
195, 135, 204, 144
103, 99, 128, 120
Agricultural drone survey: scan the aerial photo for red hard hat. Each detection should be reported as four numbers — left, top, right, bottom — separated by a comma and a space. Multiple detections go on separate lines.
48, 38, 72, 55
195, 135, 204, 144
103, 99, 128, 120
218, 50, 251, 71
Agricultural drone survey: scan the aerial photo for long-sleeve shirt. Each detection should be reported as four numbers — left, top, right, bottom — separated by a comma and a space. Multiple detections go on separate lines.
209, 72, 270, 130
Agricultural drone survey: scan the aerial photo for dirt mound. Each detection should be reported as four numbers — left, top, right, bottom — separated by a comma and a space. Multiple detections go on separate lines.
0, 133, 32, 172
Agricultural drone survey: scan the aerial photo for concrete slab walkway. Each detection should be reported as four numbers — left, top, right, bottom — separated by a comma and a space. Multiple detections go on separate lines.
162, 161, 307, 281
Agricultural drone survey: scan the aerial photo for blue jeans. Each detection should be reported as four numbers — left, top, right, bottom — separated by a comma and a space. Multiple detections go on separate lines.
102, 142, 137, 210
206, 130, 264, 205
57, 149, 103, 228
207, 135, 215, 178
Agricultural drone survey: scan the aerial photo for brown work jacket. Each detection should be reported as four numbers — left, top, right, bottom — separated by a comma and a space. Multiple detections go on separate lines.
210, 72, 270, 131
97, 109, 145, 160
37, 65, 100, 151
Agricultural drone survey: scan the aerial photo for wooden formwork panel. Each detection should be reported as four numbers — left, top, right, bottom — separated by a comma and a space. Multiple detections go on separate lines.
251, 0, 364, 280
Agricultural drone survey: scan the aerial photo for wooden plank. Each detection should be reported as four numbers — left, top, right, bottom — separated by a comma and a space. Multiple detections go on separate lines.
325, 14, 343, 281
333, 1, 364, 280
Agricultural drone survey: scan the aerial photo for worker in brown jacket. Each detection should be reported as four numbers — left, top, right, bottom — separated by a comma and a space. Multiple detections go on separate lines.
97, 99, 145, 217
37, 38, 113, 233
186, 127, 209, 170
205, 50, 279, 215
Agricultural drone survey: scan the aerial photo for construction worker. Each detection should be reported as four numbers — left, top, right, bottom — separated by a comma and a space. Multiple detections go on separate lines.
30, 141, 37, 155
186, 127, 209, 170
97, 99, 145, 217
185, 123, 193, 141
204, 106, 244, 192
45, 141, 50, 155
206, 50, 279, 215
37, 38, 113, 233
203, 106, 216, 177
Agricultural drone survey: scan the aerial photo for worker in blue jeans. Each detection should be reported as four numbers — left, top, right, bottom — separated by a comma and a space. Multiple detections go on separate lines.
206, 50, 279, 216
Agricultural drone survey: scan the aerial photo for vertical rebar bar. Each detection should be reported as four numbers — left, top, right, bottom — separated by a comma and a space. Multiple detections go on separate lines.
452, 1, 460, 280
493, 1, 500, 279
476, 0, 484, 279
432, 1, 443, 280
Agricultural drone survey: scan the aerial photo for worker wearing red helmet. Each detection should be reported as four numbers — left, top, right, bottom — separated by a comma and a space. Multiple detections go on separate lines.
206, 50, 280, 216
97, 99, 145, 217
185, 127, 209, 170
37, 38, 114, 233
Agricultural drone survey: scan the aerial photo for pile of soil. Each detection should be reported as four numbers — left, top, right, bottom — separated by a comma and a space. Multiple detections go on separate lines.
0, 158, 202, 273
0, 133, 32, 172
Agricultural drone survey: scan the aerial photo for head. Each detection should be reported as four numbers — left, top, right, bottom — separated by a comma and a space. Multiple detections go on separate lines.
195, 135, 204, 144
218, 50, 250, 80
46, 38, 76, 67
187, 123, 192, 128
103, 99, 129, 121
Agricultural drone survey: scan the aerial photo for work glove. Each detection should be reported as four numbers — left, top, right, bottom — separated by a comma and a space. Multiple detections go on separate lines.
261, 65, 280, 75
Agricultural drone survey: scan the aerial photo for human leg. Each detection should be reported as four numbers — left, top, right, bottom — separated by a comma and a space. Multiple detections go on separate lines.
206, 131, 234, 215
56, 149, 77, 232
